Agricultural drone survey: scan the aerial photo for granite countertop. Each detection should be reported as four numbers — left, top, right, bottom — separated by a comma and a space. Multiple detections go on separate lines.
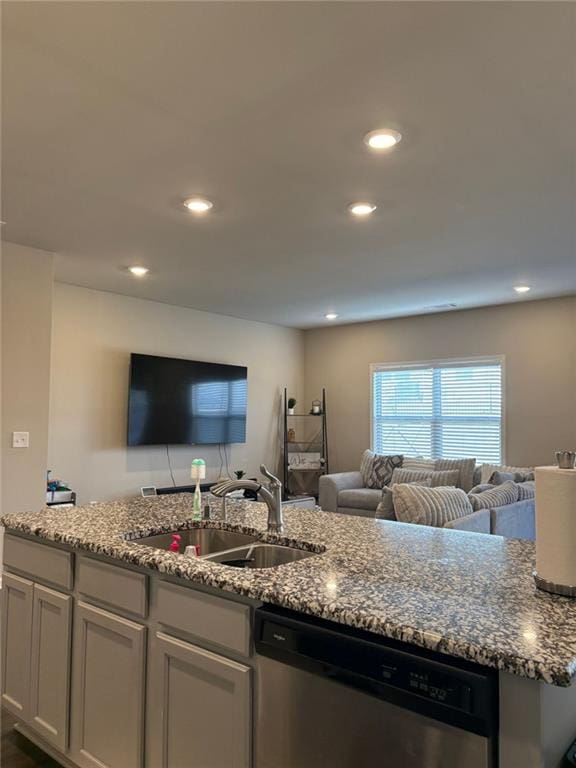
2, 494, 576, 687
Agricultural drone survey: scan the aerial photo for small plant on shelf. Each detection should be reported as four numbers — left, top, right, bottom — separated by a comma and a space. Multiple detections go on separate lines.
288, 397, 297, 415
234, 470, 246, 480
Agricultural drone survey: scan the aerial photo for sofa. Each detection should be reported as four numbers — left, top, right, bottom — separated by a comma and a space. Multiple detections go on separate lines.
319, 463, 536, 540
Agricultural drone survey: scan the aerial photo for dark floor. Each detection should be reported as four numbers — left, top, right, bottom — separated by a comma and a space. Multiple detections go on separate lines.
1, 710, 61, 768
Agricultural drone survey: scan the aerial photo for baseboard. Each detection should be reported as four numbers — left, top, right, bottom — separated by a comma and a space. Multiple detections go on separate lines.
13, 721, 76, 768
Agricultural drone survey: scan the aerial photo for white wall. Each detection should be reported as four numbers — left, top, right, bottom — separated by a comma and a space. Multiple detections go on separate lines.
2, 242, 54, 514
304, 297, 576, 473
48, 284, 304, 503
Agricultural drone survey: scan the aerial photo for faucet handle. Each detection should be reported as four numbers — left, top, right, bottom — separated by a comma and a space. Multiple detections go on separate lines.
260, 464, 282, 487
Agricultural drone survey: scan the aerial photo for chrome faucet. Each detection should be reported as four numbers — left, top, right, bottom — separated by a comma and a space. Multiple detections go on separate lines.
211, 464, 284, 533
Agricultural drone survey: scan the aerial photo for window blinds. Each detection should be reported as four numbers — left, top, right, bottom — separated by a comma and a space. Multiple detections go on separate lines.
372, 359, 502, 463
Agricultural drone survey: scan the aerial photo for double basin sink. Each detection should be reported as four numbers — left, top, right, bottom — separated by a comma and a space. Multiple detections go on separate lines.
134, 528, 315, 569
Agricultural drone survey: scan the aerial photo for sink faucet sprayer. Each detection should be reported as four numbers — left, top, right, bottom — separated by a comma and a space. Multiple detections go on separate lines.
210, 465, 284, 533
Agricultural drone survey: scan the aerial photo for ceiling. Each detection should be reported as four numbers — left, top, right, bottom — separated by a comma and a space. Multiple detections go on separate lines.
2, 1, 575, 328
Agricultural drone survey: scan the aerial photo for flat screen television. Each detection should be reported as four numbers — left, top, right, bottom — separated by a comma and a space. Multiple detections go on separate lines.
127, 353, 248, 446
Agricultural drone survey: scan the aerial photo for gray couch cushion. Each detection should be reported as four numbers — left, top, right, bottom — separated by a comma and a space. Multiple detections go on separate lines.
445, 509, 491, 534
469, 481, 519, 511
392, 485, 473, 528
338, 488, 383, 511
491, 499, 535, 540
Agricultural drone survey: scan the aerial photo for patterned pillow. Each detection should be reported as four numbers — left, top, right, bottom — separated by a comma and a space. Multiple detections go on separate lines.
376, 479, 431, 520
392, 485, 473, 528
366, 454, 404, 489
480, 463, 534, 484
469, 481, 519, 511
391, 468, 460, 488
516, 481, 536, 501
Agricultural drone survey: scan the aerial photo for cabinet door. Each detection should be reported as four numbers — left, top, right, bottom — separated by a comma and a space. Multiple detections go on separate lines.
70, 601, 146, 768
149, 631, 251, 768
29, 584, 72, 751
1, 572, 33, 719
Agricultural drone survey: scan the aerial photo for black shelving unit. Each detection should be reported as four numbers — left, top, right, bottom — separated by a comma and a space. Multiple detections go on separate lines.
282, 388, 329, 499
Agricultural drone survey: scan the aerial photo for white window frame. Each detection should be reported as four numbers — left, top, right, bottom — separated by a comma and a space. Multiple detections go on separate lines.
369, 355, 506, 463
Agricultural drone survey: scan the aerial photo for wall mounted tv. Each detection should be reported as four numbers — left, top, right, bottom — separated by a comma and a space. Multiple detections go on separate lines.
127, 353, 248, 446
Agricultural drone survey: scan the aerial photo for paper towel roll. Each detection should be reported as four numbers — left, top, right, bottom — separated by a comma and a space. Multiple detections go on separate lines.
535, 466, 576, 590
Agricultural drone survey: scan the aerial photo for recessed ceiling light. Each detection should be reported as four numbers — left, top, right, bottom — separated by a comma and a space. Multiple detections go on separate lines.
183, 197, 213, 214
128, 266, 150, 277
513, 285, 531, 294
364, 129, 402, 150
325, 312, 338, 320
348, 202, 377, 217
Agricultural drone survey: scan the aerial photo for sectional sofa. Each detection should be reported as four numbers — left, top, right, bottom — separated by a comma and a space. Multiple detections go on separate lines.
319, 456, 536, 540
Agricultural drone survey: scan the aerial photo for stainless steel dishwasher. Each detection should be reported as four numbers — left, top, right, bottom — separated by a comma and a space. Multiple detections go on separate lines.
255, 606, 498, 768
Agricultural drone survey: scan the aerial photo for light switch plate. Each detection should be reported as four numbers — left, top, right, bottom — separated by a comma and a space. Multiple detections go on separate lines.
12, 431, 30, 448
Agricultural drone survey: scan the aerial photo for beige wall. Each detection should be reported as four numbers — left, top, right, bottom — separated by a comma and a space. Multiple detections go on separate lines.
48, 284, 304, 503
304, 297, 576, 473
2, 242, 54, 513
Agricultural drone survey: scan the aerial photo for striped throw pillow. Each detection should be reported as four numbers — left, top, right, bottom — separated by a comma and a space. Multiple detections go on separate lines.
391, 468, 460, 488
469, 481, 519, 511
516, 481, 536, 501
402, 457, 476, 491
434, 458, 476, 492
360, 450, 375, 486
375, 478, 431, 520
392, 485, 473, 528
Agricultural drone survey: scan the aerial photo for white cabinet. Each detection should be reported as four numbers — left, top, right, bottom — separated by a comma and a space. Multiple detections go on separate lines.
1, 572, 33, 719
30, 584, 72, 750
149, 631, 252, 768
70, 601, 146, 768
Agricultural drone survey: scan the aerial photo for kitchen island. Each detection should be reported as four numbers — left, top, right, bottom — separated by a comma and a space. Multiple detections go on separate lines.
2, 494, 576, 767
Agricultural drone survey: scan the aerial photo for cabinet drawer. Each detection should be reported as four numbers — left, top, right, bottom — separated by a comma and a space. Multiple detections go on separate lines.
4, 535, 73, 591
78, 556, 148, 618
157, 582, 251, 657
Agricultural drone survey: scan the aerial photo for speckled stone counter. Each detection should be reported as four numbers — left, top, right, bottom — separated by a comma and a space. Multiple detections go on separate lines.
3, 494, 576, 687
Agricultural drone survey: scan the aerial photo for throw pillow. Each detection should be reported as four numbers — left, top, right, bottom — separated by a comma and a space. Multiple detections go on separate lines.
376, 478, 432, 520
360, 449, 375, 487
434, 458, 476, 492
402, 457, 476, 491
391, 467, 460, 488
402, 457, 436, 472
469, 483, 496, 494
516, 480, 536, 501
480, 463, 534, 485
491, 470, 526, 485
391, 468, 433, 485
469, 481, 519, 511
366, 454, 404, 489
392, 485, 473, 528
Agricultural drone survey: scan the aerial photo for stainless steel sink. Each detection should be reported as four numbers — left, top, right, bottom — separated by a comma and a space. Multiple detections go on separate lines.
133, 528, 258, 556
204, 543, 316, 569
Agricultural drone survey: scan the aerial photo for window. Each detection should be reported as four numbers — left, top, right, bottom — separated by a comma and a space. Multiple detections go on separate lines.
371, 358, 503, 463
